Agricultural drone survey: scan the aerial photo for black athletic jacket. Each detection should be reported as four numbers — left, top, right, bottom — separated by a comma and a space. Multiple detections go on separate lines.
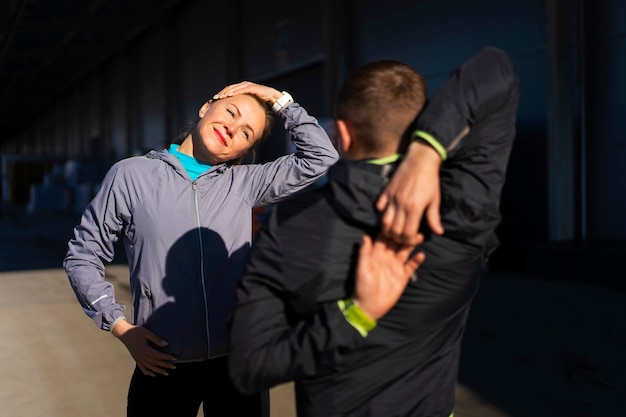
228, 47, 520, 417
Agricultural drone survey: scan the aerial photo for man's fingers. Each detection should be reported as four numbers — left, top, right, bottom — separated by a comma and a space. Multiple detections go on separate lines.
426, 202, 444, 235
378, 200, 427, 245
360, 234, 373, 255
402, 208, 423, 242
363, 232, 425, 273
379, 202, 396, 235
392, 242, 425, 272
388, 209, 408, 241
395, 243, 416, 261
376, 193, 390, 212
407, 251, 426, 270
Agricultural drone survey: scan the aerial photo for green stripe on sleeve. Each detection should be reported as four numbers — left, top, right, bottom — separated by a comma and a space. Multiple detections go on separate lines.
366, 154, 401, 165
412, 130, 447, 160
337, 298, 377, 337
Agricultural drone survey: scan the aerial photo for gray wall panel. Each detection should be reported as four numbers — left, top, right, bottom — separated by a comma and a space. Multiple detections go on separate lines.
176, 0, 228, 128
4, 0, 626, 244
240, 0, 325, 80
586, 0, 626, 240
352, 0, 550, 241
109, 57, 130, 161
136, 28, 168, 153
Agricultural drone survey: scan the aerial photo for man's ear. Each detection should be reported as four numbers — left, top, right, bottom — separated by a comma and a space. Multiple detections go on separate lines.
199, 100, 212, 118
336, 119, 352, 154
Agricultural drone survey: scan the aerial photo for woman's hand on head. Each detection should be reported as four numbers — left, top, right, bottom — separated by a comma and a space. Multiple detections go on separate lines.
213, 81, 282, 104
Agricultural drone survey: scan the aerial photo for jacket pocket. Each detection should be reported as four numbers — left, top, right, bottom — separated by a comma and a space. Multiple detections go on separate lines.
136, 286, 154, 326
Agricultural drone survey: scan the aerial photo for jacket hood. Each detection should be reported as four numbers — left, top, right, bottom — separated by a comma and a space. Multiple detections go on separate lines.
325, 158, 399, 230
146, 148, 186, 176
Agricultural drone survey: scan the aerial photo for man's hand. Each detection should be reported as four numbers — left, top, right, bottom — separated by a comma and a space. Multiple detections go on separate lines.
111, 320, 177, 377
376, 140, 444, 245
353, 233, 425, 321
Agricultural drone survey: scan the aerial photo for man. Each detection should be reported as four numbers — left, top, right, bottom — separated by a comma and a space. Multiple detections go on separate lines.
228, 47, 520, 417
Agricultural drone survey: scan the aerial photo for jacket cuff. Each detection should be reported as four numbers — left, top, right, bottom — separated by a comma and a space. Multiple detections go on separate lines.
337, 298, 377, 337
109, 315, 126, 332
411, 130, 447, 161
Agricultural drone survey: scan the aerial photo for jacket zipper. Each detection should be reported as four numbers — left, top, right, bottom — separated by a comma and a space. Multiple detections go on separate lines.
192, 180, 211, 356
144, 287, 154, 316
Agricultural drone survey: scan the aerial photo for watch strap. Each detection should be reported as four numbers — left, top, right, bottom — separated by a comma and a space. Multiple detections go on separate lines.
272, 91, 294, 114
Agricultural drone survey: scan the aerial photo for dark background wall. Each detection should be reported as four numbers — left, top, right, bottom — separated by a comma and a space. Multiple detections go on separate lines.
1, 0, 625, 285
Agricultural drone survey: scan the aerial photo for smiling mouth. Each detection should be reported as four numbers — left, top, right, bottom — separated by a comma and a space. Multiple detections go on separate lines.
214, 129, 228, 146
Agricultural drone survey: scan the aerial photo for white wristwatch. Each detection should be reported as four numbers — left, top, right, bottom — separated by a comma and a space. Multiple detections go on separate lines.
272, 91, 294, 114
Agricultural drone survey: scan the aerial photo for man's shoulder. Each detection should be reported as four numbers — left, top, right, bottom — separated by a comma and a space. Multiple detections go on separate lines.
264, 186, 339, 246
274, 185, 329, 217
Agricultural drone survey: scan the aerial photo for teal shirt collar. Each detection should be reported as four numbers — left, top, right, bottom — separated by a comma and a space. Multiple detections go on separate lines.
168, 144, 212, 181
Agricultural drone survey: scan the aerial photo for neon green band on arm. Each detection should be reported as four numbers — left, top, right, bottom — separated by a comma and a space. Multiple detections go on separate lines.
366, 154, 401, 165
412, 130, 447, 160
337, 298, 377, 337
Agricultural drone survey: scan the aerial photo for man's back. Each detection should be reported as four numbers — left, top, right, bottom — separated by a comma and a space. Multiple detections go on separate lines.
231, 159, 481, 416
229, 47, 520, 417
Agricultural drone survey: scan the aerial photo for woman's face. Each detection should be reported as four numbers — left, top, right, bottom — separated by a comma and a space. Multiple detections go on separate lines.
193, 94, 266, 164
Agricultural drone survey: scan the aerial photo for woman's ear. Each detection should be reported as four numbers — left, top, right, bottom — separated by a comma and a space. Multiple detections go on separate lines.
199, 100, 212, 118
336, 119, 352, 155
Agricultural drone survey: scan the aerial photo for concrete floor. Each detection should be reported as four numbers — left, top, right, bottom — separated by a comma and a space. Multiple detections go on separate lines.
0, 263, 299, 417
1, 204, 625, 416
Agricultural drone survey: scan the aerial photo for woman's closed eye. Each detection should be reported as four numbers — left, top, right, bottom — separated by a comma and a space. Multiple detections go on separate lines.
224, 109, 249, 140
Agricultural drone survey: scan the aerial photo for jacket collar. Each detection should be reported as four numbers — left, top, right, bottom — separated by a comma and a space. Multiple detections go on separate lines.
147, 149, 227, 179
325, 158, 401, 229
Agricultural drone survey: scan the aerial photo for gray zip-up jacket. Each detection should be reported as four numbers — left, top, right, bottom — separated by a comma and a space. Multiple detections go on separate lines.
63, 102, 339, 361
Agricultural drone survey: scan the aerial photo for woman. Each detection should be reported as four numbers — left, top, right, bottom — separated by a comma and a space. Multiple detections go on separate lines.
63, 81, 339, 417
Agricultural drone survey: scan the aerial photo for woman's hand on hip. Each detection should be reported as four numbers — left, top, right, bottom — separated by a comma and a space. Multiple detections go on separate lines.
112, 319, 177, 377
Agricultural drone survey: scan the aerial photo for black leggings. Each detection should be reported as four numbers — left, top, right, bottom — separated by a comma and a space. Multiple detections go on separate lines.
127, 356, 269, 417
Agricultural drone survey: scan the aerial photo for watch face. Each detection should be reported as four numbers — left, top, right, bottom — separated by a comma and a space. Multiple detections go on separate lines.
273, 92, 293, 113
279, 93, 292, 105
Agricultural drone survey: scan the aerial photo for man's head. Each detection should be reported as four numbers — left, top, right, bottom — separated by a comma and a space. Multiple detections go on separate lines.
334, 60, 427, 159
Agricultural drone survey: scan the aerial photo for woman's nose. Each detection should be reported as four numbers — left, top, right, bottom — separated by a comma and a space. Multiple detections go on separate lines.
224, 125, 234, 138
